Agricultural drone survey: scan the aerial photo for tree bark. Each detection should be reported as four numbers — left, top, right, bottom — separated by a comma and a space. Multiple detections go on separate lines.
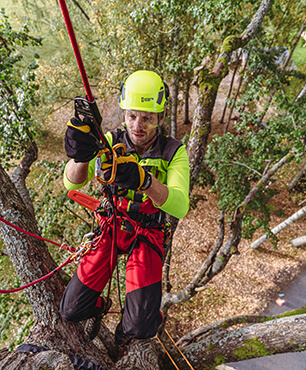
184, 77, 191, 125
288, 164, 306, 191
0, 348, 74, 370
113, 339, 162, 369
169, 74, 179, 138
175, 314, 306, 369
0, 164, 110, 367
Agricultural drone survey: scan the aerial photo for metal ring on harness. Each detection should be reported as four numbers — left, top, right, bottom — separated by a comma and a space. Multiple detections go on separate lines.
70, 232, 98, 262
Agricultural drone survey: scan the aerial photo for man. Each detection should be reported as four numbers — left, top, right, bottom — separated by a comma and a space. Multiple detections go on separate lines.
60, 70, 190, 344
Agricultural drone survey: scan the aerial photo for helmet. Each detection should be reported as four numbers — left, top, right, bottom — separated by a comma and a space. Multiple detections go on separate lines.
119, 70, 168, 113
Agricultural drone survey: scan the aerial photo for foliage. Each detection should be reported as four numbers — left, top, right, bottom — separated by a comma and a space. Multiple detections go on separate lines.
0, 254, 33, 350
0, 9, 41, 168
205, 35, 306, 239
30, 160, 93, 242
292, 39, 306, 71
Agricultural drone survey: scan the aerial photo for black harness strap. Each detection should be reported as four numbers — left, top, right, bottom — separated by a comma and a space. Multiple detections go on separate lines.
127, 234, 163, 262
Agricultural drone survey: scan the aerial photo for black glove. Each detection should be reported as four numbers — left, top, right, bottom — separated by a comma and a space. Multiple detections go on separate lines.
102, 155, 152, 191
65, 117, 104, 163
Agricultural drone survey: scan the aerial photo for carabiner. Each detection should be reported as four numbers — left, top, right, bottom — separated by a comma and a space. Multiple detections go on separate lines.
95, 143, 126, 185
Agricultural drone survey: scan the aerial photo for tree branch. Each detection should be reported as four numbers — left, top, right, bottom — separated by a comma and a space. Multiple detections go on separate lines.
161, 212, 224, 310
176, 314, 272, 347
174, 314, 306, 369
288, 164, 306, 191
251, 205, 306, 249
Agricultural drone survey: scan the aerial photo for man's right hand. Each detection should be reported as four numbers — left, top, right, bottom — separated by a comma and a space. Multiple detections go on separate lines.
64, 117, 104, 163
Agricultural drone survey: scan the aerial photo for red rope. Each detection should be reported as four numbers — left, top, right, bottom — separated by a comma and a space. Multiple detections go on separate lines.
58, 0, 93, 102
0, 215, 75, 293
0, 258, 72, 294
0, 215, 61, 247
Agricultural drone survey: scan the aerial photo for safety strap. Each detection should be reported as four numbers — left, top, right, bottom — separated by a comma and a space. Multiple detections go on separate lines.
126, 234, 163, 262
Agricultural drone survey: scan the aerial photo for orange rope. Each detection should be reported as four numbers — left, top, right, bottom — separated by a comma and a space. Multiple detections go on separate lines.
165, 329, 195, 370
157, 336, 180, 370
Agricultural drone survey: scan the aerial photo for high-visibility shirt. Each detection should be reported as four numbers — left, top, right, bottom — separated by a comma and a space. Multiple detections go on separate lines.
64, 129, 190, 219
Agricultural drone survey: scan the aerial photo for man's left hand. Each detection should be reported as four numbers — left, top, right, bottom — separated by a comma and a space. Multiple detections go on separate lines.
103, 155, 152, 191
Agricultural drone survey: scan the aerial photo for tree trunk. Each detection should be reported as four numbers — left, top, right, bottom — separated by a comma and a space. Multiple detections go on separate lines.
184, 77, 191, 125
169, 74, 179, 138
225, 52, 249, 133
220, 49, 242, 124
9, 143, 38, 218
0, 163, 110, 366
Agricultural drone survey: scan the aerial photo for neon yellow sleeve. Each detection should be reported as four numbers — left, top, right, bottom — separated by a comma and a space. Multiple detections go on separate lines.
63, 131, 113, 190
158, 145, 190, 219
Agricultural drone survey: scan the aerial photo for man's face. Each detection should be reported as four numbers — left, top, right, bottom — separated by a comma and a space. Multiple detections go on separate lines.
124, 110, 159, 148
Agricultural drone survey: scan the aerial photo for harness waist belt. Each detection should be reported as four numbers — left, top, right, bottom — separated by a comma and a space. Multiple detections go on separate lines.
125, 211, 166, 226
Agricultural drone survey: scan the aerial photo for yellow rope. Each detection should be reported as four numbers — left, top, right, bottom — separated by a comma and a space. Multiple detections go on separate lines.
165, 329, 195, 370
157, 336, 180, 370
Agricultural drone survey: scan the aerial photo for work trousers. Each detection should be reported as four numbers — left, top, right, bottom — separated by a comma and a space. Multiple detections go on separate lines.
60, 212, 165, 339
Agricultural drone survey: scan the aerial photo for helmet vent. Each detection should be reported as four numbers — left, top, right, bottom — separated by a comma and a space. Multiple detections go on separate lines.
121, 86, 126, 101
157, 90, 164, 105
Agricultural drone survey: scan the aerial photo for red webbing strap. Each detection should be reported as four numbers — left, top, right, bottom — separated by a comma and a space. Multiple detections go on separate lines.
0, 215, 61, 247
58, 0, 93, 102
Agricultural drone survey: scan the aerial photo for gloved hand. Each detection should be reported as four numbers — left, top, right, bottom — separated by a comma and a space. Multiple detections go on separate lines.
65, 117, 105, 163
102, 155, 152, 191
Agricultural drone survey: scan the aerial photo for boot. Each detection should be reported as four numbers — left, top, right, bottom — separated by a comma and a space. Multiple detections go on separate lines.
115, 319, 132, 346
84, 297, 112, 340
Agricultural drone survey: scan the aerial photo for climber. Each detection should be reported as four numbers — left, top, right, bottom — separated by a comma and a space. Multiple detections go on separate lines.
59, 70, 190, 344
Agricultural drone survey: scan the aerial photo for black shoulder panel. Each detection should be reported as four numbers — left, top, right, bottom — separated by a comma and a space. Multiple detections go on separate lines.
111, 128, 125, 145
158, 135, 183, 163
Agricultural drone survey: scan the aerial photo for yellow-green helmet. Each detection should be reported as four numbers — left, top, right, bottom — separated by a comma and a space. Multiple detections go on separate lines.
119, 70, 168, 113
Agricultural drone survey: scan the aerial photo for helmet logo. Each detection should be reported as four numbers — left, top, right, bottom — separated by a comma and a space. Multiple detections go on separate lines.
141, 97, 154, 103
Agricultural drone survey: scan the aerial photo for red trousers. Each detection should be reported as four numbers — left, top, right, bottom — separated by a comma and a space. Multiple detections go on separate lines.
60, 203, 165, 339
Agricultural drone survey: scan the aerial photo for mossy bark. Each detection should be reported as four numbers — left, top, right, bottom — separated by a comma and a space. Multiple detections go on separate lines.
174, 314, 306, 369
